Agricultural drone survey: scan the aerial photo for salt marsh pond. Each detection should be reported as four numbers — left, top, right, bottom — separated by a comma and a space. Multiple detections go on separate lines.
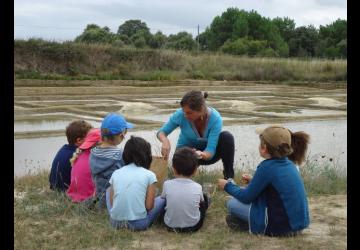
14, 80, 347, 176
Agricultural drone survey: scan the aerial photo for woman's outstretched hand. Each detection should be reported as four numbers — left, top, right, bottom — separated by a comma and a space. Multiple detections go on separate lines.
158, 132, 171, 160
161, 140, 171, 160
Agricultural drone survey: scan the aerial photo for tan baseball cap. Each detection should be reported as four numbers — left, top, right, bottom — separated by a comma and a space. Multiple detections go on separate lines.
255, 125, 291, 148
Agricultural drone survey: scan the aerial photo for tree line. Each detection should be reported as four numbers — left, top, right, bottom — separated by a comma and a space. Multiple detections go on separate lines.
74, 8, 346, 59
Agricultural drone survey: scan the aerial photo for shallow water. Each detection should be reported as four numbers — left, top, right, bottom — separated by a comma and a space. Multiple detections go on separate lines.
14, 80, 347, 177
14, 120, 101, 133
263, 109, 347, 117
14, 119, 346, 177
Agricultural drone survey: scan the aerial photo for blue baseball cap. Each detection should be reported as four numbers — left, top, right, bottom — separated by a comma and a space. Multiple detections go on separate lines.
101, 113, 134, 136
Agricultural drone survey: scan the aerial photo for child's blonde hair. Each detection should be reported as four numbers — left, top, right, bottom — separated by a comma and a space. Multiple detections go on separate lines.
70, 148, 82, 166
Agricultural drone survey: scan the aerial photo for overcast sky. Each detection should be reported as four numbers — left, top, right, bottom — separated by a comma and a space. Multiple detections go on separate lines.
14, 0, 347, 41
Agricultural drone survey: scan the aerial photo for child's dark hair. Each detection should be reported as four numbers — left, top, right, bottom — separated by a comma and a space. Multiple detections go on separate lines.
101, 129, 121, 142
66, 120, 92, 145
180, 90, 208, 111
172, 147, 199, 177
261, 131, 310, 165
123, 136, 152, 169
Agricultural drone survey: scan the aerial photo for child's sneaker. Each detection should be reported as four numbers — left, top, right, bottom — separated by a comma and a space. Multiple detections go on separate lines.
225, 214, 248, 231
227, 178, 236, 185
202, 183, 214, 207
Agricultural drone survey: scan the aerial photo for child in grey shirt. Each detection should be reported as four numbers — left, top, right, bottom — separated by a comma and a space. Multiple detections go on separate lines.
161, 147, 209, 232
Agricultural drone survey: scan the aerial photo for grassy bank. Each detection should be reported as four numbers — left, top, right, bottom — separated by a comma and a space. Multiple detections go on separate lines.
15, 160, 346, 250
14, 39, 347, 82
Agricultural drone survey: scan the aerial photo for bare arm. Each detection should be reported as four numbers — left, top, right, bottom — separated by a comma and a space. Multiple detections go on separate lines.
195, 150, 213, 161
157, 131, 171, 160
145, 183, 157, 211
109, 185, 114, 207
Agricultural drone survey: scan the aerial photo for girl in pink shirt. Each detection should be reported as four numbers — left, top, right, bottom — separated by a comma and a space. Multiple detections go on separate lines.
67, 128, 101, 202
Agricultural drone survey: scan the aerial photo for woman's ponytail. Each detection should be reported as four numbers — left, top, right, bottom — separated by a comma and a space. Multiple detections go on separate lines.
288, 131, 310, 166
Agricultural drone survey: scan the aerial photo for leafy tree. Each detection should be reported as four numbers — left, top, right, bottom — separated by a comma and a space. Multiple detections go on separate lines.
196, 28, 212, 50
133, 36, 147, 48
259, 20, 289, 57
206, 16, 228, 50
116, 34, 131, 45
318, 19, 347, 58
232, 13, 249, 38
221, 38, 249, 55
130, 29, 151, 46
319, 19, 346, 44
117, 20, 150, 38
221, 37, 270, 56
272, 17, 296, 43
148, 31, 167, 49
288, 25, 319, 57
75, 24, 116, 44
323, 46, 340, 59
85, 24, 101, 31
203, 8, 247, 50
111, 39, 125, 47
246, 10, 265, 40
200, 8, 288, 56
165, 32, 196, 51
337, 39, 347, 58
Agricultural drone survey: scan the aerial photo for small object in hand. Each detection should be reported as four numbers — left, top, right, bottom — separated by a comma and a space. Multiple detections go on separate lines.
241, 174, 252, 184
195, 150, 202, 159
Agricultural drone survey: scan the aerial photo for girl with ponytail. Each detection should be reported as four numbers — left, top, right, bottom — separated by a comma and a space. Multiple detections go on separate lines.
67, 128, 102, 202
218, 125, 310, 236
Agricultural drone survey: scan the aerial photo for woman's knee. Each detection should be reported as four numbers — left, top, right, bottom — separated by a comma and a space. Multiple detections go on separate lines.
219, 131, 234, 144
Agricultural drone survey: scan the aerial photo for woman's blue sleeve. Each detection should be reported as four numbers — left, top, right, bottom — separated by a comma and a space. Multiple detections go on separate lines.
157, 110, 181, 137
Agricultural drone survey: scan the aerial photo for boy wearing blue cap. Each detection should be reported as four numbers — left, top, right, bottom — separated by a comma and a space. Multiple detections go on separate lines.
89, 113, 134, 209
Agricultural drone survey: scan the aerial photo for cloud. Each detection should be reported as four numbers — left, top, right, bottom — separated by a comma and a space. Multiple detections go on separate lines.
14, 0, 347, 40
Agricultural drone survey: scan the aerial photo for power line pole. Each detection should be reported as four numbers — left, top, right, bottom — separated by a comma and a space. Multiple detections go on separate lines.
197, 24, 200, 53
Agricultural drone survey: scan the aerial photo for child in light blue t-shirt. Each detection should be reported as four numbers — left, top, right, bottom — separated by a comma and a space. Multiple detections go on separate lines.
105, 136, 165, 231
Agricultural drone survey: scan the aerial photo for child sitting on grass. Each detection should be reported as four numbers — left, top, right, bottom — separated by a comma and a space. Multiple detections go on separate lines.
90, 113, 133, 209
106, 136, 165, 231
218, 125, 310, 237
161, 147, 210, 232
49, 120, 92, 192
67, 128, 101, 202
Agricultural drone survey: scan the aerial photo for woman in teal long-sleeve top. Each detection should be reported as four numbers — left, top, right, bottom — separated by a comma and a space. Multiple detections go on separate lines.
157, 90, 235, 179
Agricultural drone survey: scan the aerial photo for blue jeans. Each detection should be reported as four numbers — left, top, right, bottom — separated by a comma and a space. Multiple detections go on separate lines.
227, 197, 250, 222
106, 187, 165, 231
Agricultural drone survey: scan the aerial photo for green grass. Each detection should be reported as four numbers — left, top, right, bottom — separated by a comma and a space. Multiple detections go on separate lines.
15, 160, 347, 250
14, 40, 347, 82
301, 156, 347, 195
